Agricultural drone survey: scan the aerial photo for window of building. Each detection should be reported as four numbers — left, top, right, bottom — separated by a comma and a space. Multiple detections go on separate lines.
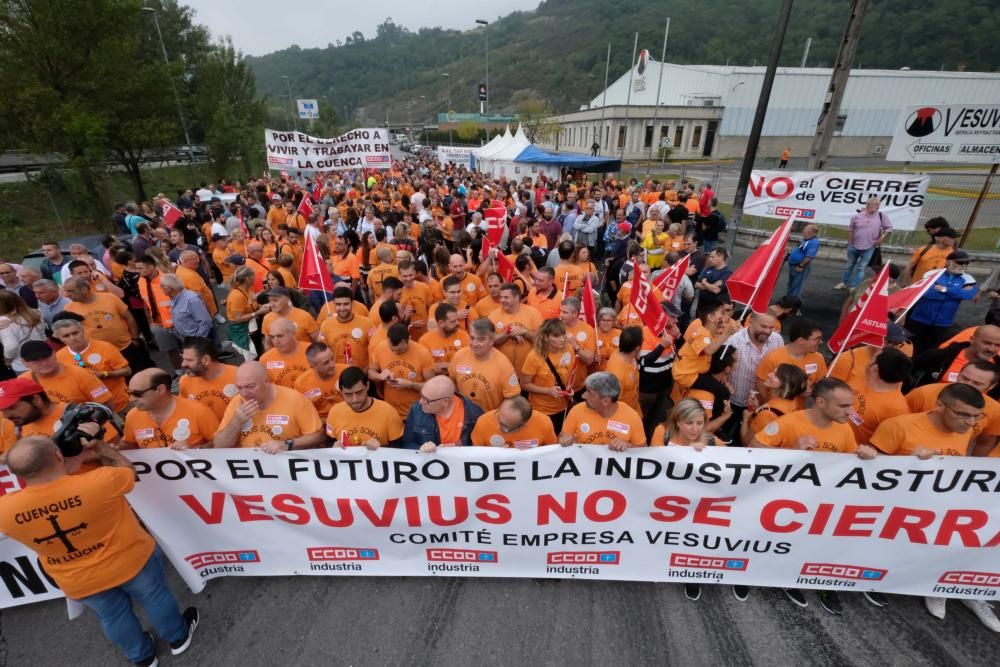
617, 126, 626, 148
605, 126, 609, 147
643, 125, 654, 148
660, 126, 670, 147
674, 126, 684, 150
692, 126, 703, 149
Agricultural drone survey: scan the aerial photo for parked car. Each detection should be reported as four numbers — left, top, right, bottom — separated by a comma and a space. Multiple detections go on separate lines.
20, 234, 131, 270
174, 145, 208, 160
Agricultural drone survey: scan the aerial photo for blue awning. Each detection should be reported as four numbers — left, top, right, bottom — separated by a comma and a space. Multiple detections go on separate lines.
513, 145, 621, 172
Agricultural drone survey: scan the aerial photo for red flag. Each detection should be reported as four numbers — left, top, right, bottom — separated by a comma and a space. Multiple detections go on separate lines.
726, 214, 795, 314
237, 208, 249, 237
629, 272, 668, 336
297, 232, 334, 293
297, 195, 314, 218
495, 251, 516, 283
481, 234, 494, 262
652, 254, 691, 303
312, 175, 324, 202
888, 268, 945, 321
828, 263, 891, 354
159, 199, 182, 228
581, 273, 597, 328
484, 204, 506, 246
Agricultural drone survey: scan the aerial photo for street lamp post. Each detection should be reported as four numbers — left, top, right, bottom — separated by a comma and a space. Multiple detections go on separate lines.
282, 75, 298, 132
475, 19, 489, 116
142, 7, 195, 164
419, 95, 427, 143
441, 73, 453, 146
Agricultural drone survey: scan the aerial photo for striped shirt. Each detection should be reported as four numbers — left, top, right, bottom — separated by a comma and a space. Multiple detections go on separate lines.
725, 328, 784, 407
169, 289, 213, 340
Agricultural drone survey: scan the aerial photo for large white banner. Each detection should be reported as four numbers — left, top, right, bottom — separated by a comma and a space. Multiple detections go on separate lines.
265, 128, 391, 172
113, 447, 1000, 600
746, 171, 929, 230
887, 104, 1000, 163
437, 146, 474, 168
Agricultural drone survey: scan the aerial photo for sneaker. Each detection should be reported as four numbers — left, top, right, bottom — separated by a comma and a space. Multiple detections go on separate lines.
819, 590, 843, 615
833, 282, 848, 290
170, 607, 200, 656
684, 583, 701, 601
924, 596, 947, 620
784, 588, 808, 608
733, 585, 750, 602
863, 591, 889, 608
961, 599, 1000, 632
134, 632, 158, 667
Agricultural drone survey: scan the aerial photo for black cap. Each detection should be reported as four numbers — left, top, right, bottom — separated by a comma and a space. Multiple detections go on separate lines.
947, 250, 971, 263
935, 227, 959, 238
266, 287, 291, 298
225, 254, 245, 265
661, 302, 682, 319
886, 323, 912, 343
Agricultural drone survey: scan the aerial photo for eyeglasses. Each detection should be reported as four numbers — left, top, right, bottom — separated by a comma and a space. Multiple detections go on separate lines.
127, 386, 155, 398
419, 394, 450, 404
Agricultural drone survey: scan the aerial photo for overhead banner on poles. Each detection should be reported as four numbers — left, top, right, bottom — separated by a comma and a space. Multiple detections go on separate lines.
116, 447, 1000, 600
265, 128, 391, 172
745, 171, 929, 230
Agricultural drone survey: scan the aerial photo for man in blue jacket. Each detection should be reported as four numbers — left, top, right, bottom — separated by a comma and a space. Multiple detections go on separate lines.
403, 375, 483, 451
907, 250, 978, 353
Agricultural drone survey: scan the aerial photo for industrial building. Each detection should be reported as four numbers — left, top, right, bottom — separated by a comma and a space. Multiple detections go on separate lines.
538, 53, 1000, 161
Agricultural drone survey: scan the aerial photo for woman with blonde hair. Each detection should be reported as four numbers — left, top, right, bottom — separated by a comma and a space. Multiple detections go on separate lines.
518, 318, 580, 433
143, 246, 173, 274
0, 291, 46, 374
226, 266, 267, 359
651, 398, 718, 450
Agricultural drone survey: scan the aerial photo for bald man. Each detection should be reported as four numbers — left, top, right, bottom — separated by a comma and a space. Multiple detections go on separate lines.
121, 369, 219, 450
258, 317, 310, 387
432, 254, 486, 303
214, 361, 324, 453
402, 375, 483, 451
913, 324, 1000, 398
175, 250, 218, 317
0, 436, 199, 664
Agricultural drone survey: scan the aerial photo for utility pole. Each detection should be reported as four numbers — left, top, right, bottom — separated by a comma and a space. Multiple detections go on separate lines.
807, 0, 869, 170
726, 0, 795, 253
619, 33, 639, 164
647, 18, 670, 165
598, 43, 611, 153
142, 7, 194, 163
442, 73, 453, 146
282, 75, 298, 132
475, 19, 490, 115
800, 37, 812, 67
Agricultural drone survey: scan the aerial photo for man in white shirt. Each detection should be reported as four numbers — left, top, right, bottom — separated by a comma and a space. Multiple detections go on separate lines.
59, 245, 110, 282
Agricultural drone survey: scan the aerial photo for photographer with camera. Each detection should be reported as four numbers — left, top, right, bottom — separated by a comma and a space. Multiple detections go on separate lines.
0, 433, 198, 666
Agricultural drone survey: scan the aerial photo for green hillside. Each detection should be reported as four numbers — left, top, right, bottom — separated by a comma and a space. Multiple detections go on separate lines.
247, 0, 999, 127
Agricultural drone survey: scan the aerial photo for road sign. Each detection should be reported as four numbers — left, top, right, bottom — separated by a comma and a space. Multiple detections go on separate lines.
297, 99, 319, 120
477, 83, 487, 102
887, 104, 1000, 163
660, 137, 671, 148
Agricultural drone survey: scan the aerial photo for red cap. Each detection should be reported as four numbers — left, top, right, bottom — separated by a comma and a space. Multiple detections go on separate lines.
0, 378, 45, 410
617, 222, 632, 235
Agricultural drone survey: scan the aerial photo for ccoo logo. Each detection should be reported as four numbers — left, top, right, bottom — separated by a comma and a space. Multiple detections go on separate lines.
547, 551, 621, 565
905, 107, 942, 137
801, 563, 887, 581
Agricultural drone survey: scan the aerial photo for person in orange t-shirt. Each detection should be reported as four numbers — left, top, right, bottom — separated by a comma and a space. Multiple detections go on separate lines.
594, 308, 620, 371
293, 342, 345, 419
367, 248, 399, 300
755, 318, 828, 405
325, 366, 404, 448
258, 319, 311, 387
319, 286, 376, 369
553, 242, 585, 298
559, 372, 646, 449
214, 361, 325, 452
606, 326, 643, 415
752, 378, 875, 458
0, 416, 16, 459
62, 280, 137, 352
428, 275, 481, 332
52, 318, 130, 413
121, 369, 219, 449
520, 319, 581, 433
369, 323, 436, 419
847, 348, 912, 445
490, 284, 543, 370
20, 341, 115, 409
262, 288, 318, 347
905, 359, 1000, 456
398, 260, 432, 340
871, 382, 983, 457
421, 303, 471, 374
526, 266, 561, 320
673, 301, 742, 398
560, 298, 598, 367
740, 363, 808, 445
471, 396, 558, 448
176, 251, 218, 317
179, 337, 240, 420
0, 436, 199, 665
449, 318, 520, 412
475, 273, 503, 316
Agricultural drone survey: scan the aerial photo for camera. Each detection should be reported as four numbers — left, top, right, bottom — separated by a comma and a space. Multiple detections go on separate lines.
53, 403, 123, 457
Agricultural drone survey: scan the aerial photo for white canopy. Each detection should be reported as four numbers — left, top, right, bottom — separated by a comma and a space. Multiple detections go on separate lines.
475, 127, 514, 161
488, 125, 531, 161
472, 132, 505, 158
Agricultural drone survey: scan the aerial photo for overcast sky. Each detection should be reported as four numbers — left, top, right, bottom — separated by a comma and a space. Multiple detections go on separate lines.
186, 0, 543, 56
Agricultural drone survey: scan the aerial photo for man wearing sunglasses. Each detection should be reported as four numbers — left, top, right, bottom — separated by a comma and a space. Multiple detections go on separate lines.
120, 369, 219, 451
402, 375, 482, 451
906, 250, 978, 353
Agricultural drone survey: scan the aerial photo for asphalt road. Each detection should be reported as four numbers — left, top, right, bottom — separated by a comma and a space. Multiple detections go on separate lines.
1, 251, 996, 666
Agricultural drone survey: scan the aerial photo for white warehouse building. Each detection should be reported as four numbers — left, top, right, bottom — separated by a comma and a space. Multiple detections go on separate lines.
538, 52, 1000, 161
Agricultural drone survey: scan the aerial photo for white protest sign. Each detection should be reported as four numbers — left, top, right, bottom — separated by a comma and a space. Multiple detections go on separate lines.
887, 104, 1000, 163
745, 171, 929, 230
265, 128, 391, 172
116, 447, 1000, 600
437, 146, 474, 168
296, 99, 319, 119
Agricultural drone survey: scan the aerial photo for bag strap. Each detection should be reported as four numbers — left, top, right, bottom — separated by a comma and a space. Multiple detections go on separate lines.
544, 356, 568, 393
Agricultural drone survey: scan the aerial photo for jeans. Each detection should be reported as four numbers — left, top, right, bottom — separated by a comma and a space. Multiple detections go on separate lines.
841, 245, 875, 289
79, 547, 186, 662
787, 263, 811, 297
702, 240, 717, 253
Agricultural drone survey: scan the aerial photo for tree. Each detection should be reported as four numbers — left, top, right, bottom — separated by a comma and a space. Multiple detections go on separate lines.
517, 99, 561, 144
456, 120, 481, 142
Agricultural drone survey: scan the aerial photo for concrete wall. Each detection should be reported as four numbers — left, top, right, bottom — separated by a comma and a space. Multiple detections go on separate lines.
711, 135, 894, 160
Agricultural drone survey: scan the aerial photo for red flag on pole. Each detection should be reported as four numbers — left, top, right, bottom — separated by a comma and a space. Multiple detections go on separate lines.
237, 208, 249, 237
297, 232, 335, 293
888, 268, 946, 322
651, 254, 691, 303
297, 195, 314, 218
629, 272, 668, 336
312, 175, 324, 202
495, 251, 516, 283
725, 214, 795, 314
827, 263, 892, 354
581, 273, 597, 328
159, 199, 183, 228
484, 204, 506, 246
481, 235, 494, 262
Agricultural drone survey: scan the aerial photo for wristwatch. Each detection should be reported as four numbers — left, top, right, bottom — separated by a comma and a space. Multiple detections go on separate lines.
284, 439, 294, 450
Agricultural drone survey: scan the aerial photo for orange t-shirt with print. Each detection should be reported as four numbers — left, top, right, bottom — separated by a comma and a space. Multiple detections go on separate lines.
370, 340, 435, 419
521, 348, 579, 415
122, 397, 219, 449
217, 385, 323, 447
319, 314, 375, 370
400, 282, 432, 340
449, 348, 520, 413
64, 293, 132, 351
476, 294, 501, 316
553, 264, 584, 298
595, 329, 620, 370
367, 263, 399, 299
905, 383, 1000, 438
420, 327, 471, 370
263, 307, 318, 343
0, 467, 155, 599
56, 340, 129, 412
754, 409, 857, 453
561, 402, 646, 446
325, 397, 403, 445
756, 346, 828, 405
178, 364, 239, 421
606, 353, 641, 414
258, 344, 310, 388
21, 366, 114, 408
293, 366, 345, 419
848, 380, 909, 444
870, 412, 971, 457
471, 409, 558, 448
747, 398, 799, 437
489, 305, 544, 371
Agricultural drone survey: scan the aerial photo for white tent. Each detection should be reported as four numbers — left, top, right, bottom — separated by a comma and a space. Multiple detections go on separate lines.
484, 125, 532, 178
471, 131, 505, 159
474, 126, 513, 165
